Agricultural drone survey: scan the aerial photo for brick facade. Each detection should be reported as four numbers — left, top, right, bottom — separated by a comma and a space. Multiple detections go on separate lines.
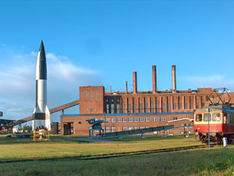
61, 86, 219, 136
60, 65, 234, 136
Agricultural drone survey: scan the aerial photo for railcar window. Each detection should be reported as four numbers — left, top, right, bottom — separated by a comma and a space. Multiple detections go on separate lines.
229, 114, 234, 124
195, 114, 202, 122
227, 114, 232, 124
204, 114, 211, 121
230, 115, 234, 124
212, 113, 221, 121
224, 114, 227, 124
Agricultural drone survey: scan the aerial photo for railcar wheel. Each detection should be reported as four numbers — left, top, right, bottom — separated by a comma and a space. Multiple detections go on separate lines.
201, 138, 206, 144
216, 137, 223, 145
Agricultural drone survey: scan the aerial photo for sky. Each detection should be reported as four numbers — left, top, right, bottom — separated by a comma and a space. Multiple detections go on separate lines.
0, 0, 234, 122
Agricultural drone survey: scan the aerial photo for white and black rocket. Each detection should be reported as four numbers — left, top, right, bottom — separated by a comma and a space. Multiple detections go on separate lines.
32, 41, 50, 131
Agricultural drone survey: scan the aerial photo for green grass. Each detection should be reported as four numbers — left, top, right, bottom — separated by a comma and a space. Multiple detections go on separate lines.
1, 147, 234, 176
0, 135, 199, 162
0, 135, 234, 175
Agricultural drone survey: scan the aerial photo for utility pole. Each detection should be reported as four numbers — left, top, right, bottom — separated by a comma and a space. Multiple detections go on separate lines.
206, 108, 211, 150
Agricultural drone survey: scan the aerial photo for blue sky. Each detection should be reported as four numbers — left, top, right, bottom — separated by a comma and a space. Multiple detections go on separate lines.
1, 0, 234, 121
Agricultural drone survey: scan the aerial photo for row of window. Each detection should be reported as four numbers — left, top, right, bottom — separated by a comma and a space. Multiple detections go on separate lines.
106, 98, 120, 103
106, 104, 120, 114
122, 126, 150, 131
226, 114, 234, 124
196, 113, 234, 124
99, 117, 166, 123
90, 124, 191, 133
85, 108, 97, 112
105, 103, 200, 114
105, 126, 115, 132
92, 126, 151, 132
85, 91, 98, 101
123, 103, 199, 112
195, 113, 221, 122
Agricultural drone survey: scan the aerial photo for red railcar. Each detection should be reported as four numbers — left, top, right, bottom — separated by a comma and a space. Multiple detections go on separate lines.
194, 105, 234, 144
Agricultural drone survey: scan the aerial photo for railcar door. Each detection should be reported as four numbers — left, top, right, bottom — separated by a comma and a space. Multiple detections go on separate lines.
223, 113, 233, 134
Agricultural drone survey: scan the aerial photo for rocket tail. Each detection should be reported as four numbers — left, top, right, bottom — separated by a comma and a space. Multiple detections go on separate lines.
45, 106, 51, 130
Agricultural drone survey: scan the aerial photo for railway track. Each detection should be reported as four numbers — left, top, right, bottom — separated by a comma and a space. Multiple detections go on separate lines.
0, 144, 212, 164
80, 144, 213, 160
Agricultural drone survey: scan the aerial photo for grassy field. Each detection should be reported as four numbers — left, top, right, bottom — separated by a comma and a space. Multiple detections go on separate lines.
0, 135, 234, 175
0, 135, 199, 162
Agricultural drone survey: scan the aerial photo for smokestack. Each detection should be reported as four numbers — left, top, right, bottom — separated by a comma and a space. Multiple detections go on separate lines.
133, 71, 137, 94
152, 65, 157, 93
126, 81, 128, 93
172, 65, 176, 93
110, 85, 112, 93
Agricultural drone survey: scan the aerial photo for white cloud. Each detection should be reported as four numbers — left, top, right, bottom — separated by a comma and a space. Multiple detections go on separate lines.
6, 108, 26, 112
182, 75, 234, 89
47, 53, 68, 61
0, 49, 101, 121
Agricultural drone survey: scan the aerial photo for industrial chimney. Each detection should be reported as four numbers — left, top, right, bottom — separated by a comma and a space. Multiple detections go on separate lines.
172, 65, 176, 93
126, 81, 128, 93
133, 72, 137, 94
152, 65, 157, 93
110, 85, 112, 93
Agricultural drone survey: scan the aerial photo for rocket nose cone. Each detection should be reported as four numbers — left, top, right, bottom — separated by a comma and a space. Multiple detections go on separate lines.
37, 41, 47, 80
40, 40, 45, 52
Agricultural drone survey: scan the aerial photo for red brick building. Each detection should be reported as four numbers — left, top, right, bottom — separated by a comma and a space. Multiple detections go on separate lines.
60, 65, 233, 136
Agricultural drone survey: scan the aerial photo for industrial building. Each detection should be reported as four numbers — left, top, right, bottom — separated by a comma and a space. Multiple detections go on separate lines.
60, 65, 229, 136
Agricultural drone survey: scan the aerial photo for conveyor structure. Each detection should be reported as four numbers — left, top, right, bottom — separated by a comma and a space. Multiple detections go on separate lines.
97, 125, 175, 138
5, 100, 80, 129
